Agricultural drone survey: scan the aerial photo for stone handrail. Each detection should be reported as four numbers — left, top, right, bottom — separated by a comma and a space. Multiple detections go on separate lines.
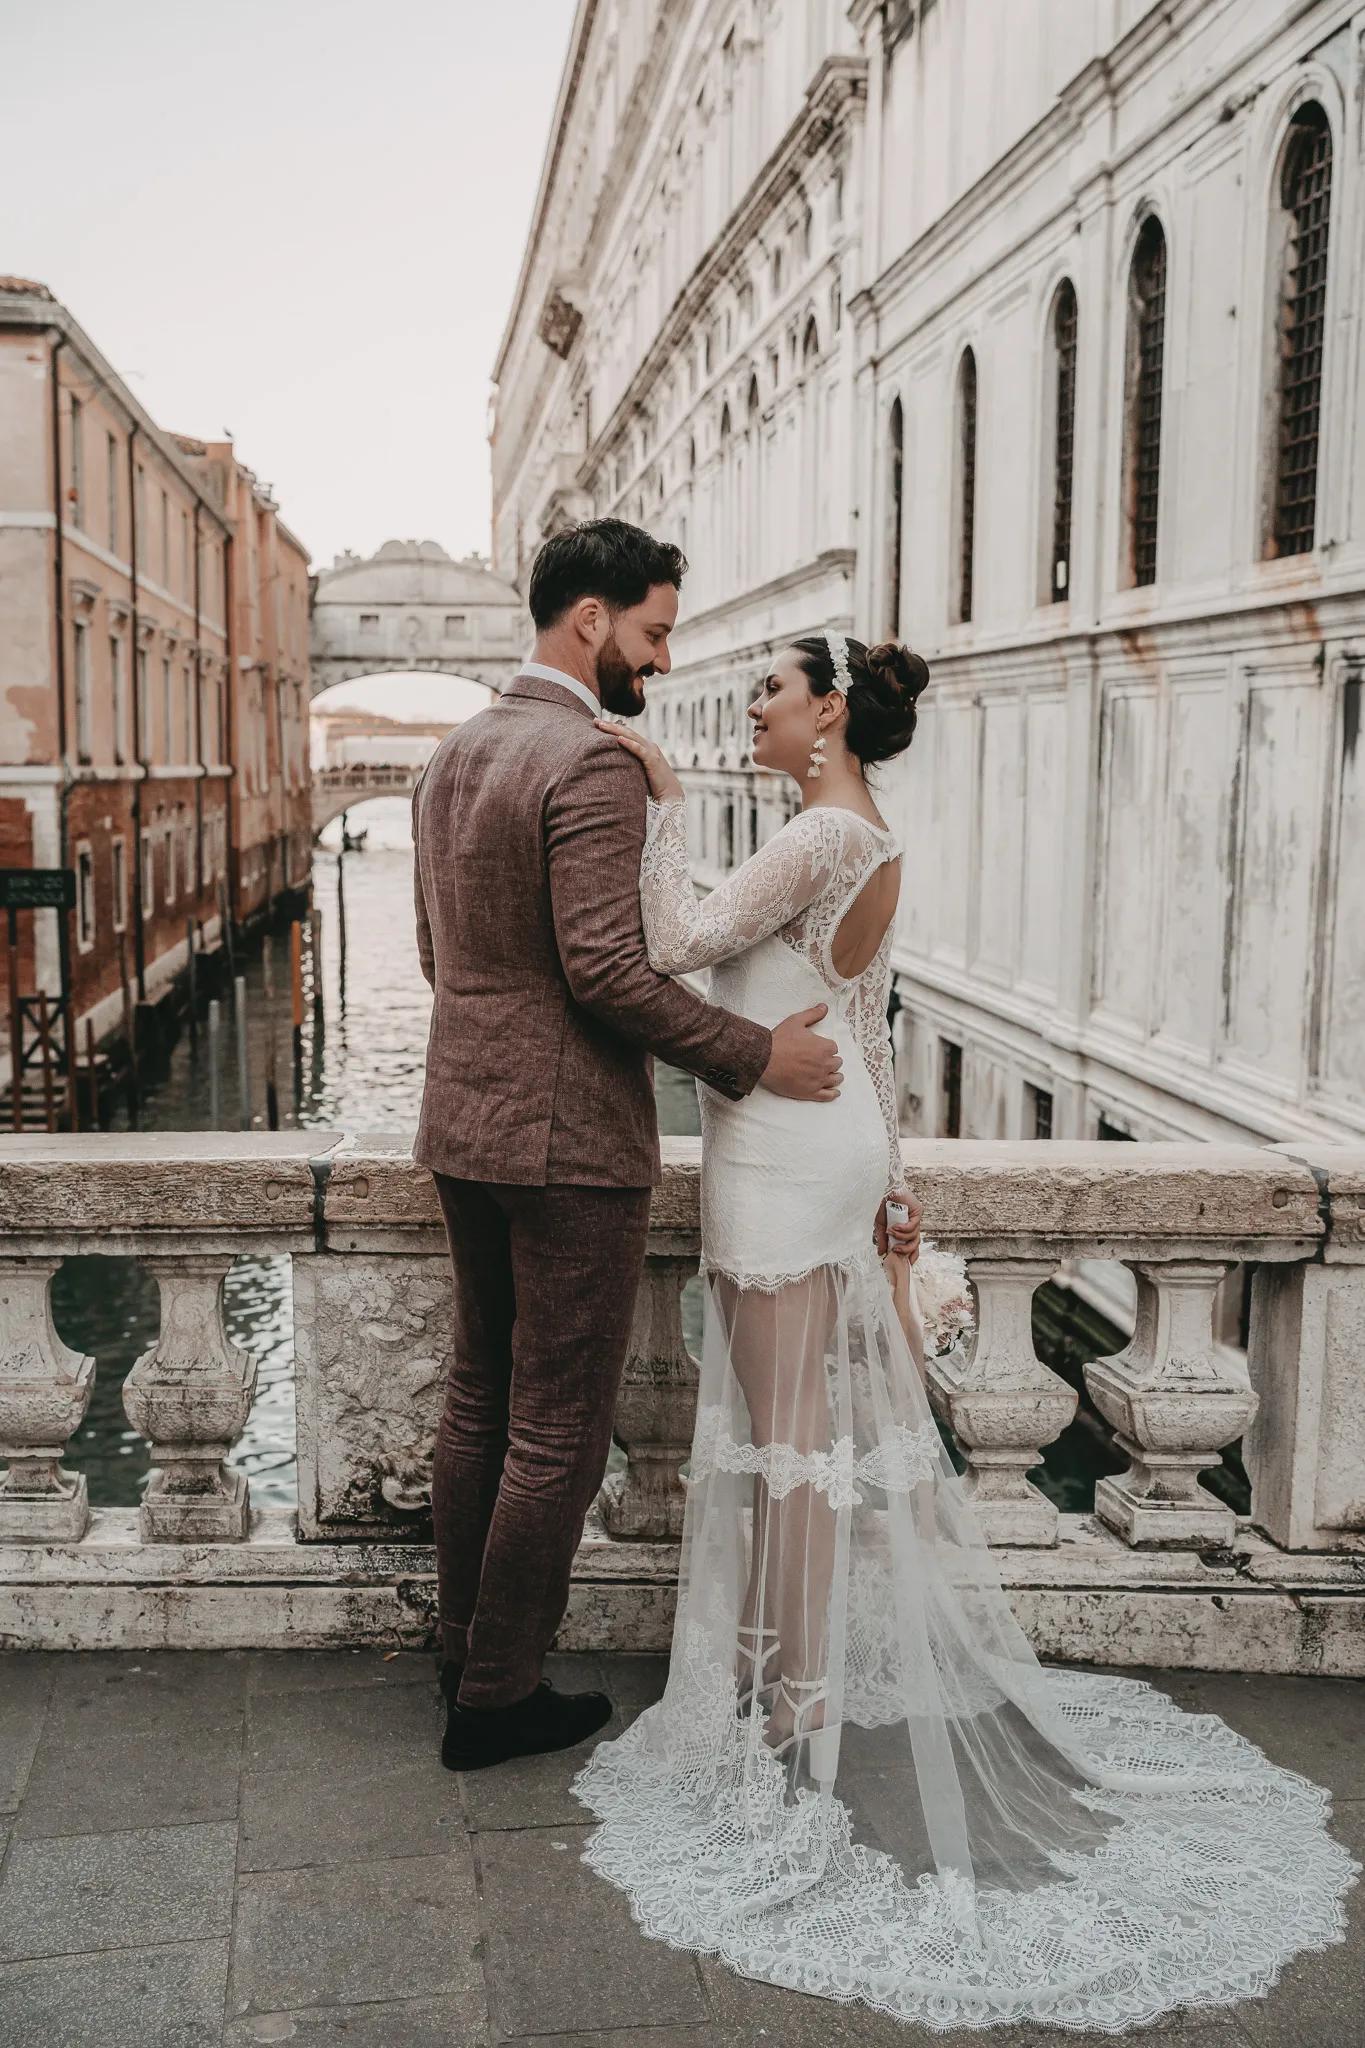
0, 1133, 1360, 1578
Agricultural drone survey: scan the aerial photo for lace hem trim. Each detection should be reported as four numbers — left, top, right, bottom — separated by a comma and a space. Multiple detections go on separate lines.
701, 1244, 882, 1294
688, 1411, 940, 1508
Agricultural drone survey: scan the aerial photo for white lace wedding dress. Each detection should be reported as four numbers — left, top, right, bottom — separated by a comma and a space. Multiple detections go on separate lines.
572, 798, 1356, 2033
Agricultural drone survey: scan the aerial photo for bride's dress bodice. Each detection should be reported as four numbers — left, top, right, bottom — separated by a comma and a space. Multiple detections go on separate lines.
639, 799, 906, 1287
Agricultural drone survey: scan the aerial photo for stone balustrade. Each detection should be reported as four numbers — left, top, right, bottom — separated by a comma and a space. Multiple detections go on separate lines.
0, 1131, 1362, 1671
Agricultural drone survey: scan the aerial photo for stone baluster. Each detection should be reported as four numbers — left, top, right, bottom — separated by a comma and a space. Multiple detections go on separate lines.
926, 1257, 1076, 1546
0, 1259, 96, 1542
1085, 1260, 1256, 1546
122, 1255, 257, 1542
598, 1254, 699, 1541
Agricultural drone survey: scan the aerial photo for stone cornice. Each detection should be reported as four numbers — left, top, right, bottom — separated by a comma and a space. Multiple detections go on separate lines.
584, 56, 867, 478
673, 548, 856, 640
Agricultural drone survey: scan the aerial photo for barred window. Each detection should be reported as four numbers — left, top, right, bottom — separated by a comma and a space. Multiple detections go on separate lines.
1051, 282, 1077, 601
1126, 217, 1167, 587
955, 349, 977, 624
887, 397, 904, 638
1274, 104, 1332, 557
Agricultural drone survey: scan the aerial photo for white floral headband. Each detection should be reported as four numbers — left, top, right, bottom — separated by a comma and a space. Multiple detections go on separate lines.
824, 628, 854, 696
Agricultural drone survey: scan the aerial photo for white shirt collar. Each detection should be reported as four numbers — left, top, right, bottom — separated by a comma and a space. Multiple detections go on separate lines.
516, 661, 601, 716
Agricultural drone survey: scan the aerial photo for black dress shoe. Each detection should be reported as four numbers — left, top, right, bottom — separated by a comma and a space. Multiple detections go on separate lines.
441, 1678, 612, 1772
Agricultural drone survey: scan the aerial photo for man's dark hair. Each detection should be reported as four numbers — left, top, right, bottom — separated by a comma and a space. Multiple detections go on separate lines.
527, 518, 687, 629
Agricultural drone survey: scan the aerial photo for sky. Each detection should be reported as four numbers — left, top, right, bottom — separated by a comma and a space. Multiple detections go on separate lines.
0, 0, 576, 571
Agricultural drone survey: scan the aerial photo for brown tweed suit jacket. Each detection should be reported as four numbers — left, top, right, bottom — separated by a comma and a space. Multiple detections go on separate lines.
412, 674, 772, 1188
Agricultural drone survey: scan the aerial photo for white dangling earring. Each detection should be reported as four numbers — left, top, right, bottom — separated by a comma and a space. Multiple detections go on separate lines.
807, 733, 827, 781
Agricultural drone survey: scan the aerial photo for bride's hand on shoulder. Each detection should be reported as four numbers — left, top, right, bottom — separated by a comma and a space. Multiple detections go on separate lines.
594, 719, 686, 804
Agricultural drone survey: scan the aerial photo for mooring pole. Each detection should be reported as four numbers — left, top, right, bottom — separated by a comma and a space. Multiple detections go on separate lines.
186, 916, 199, 1053
262, 936, 279, 1131
235, 973, 250, 1129
84, 1015, 99, 1130
7, 905, 21, 1132
118, 929, 138, 1129
208, 997, 222, 1129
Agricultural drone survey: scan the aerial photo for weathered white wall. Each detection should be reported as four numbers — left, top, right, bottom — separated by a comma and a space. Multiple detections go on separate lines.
492, 0, 1365, 1148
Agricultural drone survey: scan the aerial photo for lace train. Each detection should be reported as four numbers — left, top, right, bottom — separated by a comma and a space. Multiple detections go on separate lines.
573, 1261, 1358, 2034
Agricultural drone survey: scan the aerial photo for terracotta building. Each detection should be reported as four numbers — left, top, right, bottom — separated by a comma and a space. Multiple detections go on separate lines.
0, 280, 309, 1108
175, 440, 312, 924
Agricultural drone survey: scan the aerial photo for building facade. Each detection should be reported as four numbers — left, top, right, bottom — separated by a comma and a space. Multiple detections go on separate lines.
492, 0, 1365, 1149
0, 280, 310, 1099
178, 441, 313, 923
310, 540, 530, 698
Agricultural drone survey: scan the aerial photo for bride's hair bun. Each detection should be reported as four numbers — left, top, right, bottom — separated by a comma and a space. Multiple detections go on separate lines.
789, 634, 930, 767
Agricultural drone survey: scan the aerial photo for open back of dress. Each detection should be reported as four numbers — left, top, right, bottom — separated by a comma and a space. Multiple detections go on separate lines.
574, 798, 1355, 2033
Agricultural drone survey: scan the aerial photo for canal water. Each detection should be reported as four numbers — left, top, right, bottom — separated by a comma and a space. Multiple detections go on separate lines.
55, 799, 1240, 1519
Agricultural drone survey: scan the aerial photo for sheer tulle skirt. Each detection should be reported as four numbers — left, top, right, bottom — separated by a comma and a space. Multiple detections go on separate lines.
572, 1255, 1357, 2034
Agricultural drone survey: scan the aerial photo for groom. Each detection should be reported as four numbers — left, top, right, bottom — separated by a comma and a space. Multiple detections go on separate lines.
413, 519, 843, 1771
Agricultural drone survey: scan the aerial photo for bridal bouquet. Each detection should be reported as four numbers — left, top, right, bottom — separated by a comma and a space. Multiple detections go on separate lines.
911, 1241, 975, 1357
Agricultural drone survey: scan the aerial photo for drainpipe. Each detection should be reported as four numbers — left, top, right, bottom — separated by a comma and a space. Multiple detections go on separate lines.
49, 331, 69, 855
128, 423, 146, 1000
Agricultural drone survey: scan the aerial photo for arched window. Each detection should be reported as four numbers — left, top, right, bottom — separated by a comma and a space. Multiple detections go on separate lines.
746, 375, 760, 423
953, 349, 977, 625
719, 403, 731, 443
1049, 281, 1078, 602
1273, 103, 1333, 557
687, 436, 696, 474
1125, 216, 1167, 587
887, 397, 904, 638
802, 317, 819, 365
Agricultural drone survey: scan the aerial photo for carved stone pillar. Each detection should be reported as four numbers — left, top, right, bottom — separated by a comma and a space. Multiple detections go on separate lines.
1085, 1261, 1256, 1547
926, 1258, 1075, 1546
598, 1255, 699, 1541
0, 1260, 96, 1542
122, 1256, 257, 1542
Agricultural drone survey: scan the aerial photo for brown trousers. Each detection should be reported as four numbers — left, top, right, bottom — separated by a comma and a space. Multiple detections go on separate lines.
431, 1175, 653, 1708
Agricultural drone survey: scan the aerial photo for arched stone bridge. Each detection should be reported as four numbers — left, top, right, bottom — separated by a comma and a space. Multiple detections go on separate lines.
312, 763, 424, 838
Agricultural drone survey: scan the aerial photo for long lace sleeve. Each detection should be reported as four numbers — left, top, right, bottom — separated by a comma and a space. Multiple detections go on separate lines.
639, 800, 852, 974
852, 936, 909, 1198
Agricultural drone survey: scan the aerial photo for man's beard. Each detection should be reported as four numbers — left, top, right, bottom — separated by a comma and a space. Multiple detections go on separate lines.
596, 630, 651, 717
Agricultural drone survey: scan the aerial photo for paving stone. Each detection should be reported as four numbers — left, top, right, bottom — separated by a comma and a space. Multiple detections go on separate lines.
1133, 1669, 1365, 1800
0, 1656, 54, 1813
698, 1958, 1249, 2045
458, 1712, 626, 1830
495, 2033, 715, 2048
230, 1850, 480, 2016
0, 1820, 237, 1962
47, 1650, 252, 1742
250, 1650, 439, 1696
478, 1822, 707, 2036
600, 1653, 670, 1708
0, 1937, 229, 2048
224, 1992, 488, 2046
16, 1723, 242, 1838
245, 1674, 440, 1776
240, 1761, 464, 1870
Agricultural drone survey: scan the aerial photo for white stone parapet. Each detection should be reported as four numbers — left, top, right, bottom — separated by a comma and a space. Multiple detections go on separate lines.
0, 1131, 1361, 1671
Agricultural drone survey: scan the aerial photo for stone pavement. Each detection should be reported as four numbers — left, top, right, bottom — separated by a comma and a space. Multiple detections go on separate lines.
0, 1650, 1359, 2048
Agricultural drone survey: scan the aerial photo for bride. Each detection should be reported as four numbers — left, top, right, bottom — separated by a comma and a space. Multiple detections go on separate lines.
577, 627, 1356, 2033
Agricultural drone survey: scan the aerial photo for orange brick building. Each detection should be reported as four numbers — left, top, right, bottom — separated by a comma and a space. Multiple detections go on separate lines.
0, 280, 311, 1102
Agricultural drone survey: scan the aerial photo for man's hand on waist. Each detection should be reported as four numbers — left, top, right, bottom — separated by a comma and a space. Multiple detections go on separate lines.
759, 1004, 842, 1102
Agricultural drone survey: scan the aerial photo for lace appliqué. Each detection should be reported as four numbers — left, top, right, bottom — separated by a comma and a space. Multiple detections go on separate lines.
641, 800, 908, 1198
690, 1409, 939, 1508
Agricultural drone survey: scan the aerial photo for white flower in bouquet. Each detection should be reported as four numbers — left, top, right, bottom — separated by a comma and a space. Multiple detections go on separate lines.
911, 1241, 975, 1357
